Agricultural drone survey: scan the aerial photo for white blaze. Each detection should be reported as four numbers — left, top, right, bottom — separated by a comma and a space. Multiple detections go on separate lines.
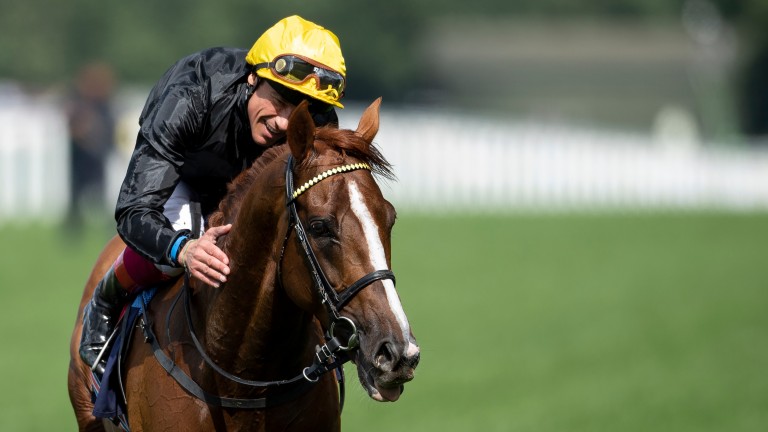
347, 181, 412, 347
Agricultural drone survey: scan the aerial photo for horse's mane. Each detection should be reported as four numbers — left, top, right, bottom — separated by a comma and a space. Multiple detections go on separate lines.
208, 126, 393, 228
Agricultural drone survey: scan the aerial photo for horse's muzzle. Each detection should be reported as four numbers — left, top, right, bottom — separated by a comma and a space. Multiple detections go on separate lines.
356, 337, 420, 402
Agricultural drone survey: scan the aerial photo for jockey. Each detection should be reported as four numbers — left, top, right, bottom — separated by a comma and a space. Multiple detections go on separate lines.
79, 15, 347, 374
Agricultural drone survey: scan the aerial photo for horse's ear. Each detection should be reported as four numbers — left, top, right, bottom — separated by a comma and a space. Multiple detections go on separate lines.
287, 100, 315, 163
356, 97, 382, 144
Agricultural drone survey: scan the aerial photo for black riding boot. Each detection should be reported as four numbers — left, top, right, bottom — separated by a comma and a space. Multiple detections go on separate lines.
79, 266, 130, 375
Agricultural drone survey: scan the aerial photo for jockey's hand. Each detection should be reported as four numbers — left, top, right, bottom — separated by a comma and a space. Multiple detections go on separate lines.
179, 224, 232, 288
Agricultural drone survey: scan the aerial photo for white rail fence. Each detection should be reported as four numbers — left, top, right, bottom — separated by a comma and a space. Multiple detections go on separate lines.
2, 99, 768, 225
340, 106, 768, 213
0, 98, 69, 223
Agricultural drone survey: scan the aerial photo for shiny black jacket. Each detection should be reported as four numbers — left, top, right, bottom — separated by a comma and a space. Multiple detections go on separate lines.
115, 47, 336, 265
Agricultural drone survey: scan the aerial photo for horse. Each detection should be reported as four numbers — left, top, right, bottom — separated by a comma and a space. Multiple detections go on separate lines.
67, 98, 420, 431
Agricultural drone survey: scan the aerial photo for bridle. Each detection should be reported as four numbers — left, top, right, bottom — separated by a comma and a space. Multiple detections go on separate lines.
281, 155, 396, 349
140, 153, 396, 410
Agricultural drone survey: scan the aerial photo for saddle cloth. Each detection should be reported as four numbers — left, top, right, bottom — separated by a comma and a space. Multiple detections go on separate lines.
91, 288, 157, 428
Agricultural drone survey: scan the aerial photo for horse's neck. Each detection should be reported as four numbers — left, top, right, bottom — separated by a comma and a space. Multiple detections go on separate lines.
198, 162, 316, 379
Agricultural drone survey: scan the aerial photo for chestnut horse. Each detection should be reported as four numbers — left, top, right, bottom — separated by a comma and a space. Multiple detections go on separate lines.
68, 99, 420, 431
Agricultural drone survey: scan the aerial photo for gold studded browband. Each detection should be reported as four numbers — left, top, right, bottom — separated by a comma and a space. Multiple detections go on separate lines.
292, 162, 371, 200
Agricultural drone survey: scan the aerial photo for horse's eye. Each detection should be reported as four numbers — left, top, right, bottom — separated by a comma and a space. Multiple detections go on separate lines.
308, 219, 330, 236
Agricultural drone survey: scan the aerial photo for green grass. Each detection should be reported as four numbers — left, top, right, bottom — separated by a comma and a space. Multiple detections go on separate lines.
1, 214, 767, 431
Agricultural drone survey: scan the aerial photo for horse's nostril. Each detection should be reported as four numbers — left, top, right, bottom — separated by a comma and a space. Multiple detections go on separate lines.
405, 351, 420, 369
374, 341, 398, 372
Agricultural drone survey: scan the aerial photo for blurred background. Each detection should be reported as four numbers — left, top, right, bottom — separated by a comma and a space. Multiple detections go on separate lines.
1, 1, 767, 431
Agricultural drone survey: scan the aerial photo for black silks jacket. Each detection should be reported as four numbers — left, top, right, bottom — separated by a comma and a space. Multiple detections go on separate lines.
115, 47, 337, 266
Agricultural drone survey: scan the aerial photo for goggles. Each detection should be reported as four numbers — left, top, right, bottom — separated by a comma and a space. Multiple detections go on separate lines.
254, 54, 345, 97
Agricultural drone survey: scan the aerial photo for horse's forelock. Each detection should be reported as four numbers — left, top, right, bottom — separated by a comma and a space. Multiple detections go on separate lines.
315, 127, 394, 180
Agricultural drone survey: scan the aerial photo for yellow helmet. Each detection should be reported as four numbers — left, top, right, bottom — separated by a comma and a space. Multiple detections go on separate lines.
246, 15, 346, 108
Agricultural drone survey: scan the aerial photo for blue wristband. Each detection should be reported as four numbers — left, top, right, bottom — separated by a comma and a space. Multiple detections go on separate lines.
170, 235, 189, 265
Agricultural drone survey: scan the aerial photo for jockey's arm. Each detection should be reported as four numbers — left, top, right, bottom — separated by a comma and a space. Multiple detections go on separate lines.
115, 81, 201, 267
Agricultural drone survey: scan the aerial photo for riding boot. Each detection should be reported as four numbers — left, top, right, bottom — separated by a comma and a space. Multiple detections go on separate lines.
79, 266, 130, 375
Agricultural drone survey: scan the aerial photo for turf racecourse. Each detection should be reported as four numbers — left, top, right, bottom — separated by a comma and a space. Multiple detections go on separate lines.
0, 213, 766, 431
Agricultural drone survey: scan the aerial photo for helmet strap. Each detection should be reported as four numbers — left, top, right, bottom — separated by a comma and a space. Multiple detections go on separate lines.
245, 69, 261, 102
245, 85, 255, 101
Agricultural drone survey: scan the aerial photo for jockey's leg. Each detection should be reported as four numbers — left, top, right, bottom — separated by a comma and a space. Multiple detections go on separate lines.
78, 248, 167, 374
79, 181, 204, 374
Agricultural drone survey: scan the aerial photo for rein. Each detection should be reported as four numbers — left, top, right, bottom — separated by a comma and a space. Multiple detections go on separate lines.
140, 154, 396, 410
139, 277, 346, 409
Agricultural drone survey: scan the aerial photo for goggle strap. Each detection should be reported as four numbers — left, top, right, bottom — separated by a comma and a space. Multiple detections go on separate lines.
252, 62, 271, 71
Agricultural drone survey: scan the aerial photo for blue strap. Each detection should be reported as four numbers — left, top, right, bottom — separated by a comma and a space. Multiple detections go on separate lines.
133, 287, 158, 310
169, 235, 188, 265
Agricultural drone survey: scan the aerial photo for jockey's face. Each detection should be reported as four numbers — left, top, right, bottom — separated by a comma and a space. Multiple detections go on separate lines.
246, 74, 296, 147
